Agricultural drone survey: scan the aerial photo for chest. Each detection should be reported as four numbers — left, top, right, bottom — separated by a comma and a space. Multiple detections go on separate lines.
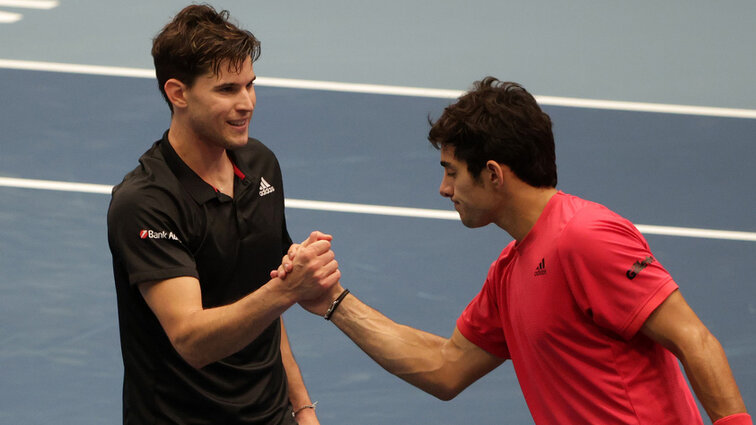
186, 179, 286, 306
499, 249, 592, 351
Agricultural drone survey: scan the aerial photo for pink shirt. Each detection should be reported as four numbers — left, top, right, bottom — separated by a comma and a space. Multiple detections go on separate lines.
458, 192, 702, 424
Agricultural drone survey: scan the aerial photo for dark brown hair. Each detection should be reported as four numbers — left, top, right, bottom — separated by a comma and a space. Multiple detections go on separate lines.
151, 4, 261, 112
429, 77, 557, 188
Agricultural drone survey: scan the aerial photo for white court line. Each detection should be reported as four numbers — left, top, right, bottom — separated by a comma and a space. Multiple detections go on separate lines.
1, 176, 755, 242
284, 198, 459, 220
2, 59, 756, 119
0, 176, 113, 194
0, 0, 58, 9
257, 76, 463, 99
0, 10, 21, 22
0, 59, 155, 78
632, 224, 756, 242
533, 96, 756, 120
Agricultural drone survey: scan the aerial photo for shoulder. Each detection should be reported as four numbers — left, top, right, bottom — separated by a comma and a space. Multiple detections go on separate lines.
556, 197, 647, 258
236, 137, 278, 164
562, 197, 638, 241
246, 137, 273, 154
109, 145, 186, 224
231, 137, 284, 179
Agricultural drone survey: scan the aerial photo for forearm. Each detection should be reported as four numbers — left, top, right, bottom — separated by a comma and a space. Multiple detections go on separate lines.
173, 279, 295, 368
144, 235, 339, 369
679, 332, 747, 422
280, 321, 318, 423
642, 290, 750, 423
329, 293, 466, 400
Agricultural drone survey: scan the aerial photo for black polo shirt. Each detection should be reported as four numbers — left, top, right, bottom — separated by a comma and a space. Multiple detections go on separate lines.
107, 132, 295, 425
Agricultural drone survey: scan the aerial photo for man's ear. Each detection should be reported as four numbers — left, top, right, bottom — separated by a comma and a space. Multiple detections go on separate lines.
164, 78, 188, 110
485, 160, 507, 187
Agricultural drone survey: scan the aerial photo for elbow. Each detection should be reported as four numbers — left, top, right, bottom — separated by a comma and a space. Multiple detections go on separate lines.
163, 313, 216, 369
398, 372, 464, 401
398, 362, 473, 401
182, 354, 209, 370
177, 347, 209, 370
670, 326, 720, 365
434, 390, 459, 402
427, 381, 465, 401
170, 334, 209, 370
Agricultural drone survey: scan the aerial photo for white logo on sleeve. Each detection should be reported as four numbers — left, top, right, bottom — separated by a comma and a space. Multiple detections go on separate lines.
259, 177, 275, 196
139, 229, 181, 242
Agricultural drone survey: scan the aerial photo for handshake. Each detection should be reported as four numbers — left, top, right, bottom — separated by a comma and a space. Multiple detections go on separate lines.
270, 231, 346, 317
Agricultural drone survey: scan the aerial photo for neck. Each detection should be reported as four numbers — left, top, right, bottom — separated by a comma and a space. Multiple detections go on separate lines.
495, 186, 558, 242
167, 119, 234, 192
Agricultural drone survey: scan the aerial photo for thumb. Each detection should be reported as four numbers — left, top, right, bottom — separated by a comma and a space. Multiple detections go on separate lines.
303, 231, 333, 247
303, 231, 320, 247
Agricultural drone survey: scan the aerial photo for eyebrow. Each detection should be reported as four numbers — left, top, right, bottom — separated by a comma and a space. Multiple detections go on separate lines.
215, 82, 238, 89
440, 161, 453, 168
214, 76, 256, 90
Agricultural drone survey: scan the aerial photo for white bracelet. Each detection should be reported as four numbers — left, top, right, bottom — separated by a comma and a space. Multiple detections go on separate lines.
291, 401, 318, 418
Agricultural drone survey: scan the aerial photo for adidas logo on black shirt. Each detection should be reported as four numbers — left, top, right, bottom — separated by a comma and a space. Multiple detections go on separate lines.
259, 177, 275, 196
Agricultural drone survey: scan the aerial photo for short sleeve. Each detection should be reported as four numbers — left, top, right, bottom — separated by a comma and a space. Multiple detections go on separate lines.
107, 187, 198, 285
557, 209, 678, 340
278, 171, 293, 256
457, 255, 511, 359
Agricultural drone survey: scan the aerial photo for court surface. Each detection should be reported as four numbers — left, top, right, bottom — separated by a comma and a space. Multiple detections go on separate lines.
1, 2, 754, 424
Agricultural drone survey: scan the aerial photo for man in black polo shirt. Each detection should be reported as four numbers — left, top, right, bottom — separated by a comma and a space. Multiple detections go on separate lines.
107, 5, 338, 424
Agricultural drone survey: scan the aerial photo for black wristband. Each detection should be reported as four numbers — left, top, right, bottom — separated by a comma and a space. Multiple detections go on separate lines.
324, 289, 350, 320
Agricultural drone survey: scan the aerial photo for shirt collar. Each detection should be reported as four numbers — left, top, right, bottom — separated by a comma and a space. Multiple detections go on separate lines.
159, 131, 224, 204
514, 190, 564, 252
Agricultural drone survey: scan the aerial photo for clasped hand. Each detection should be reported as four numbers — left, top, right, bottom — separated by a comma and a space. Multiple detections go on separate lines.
271, 231, 345, 315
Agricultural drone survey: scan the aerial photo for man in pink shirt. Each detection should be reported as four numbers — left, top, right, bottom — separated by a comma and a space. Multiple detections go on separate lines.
278, 78, 750, 424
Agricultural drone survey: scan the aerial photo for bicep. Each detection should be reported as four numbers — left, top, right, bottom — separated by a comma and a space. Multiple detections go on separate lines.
138, 276, 204, 342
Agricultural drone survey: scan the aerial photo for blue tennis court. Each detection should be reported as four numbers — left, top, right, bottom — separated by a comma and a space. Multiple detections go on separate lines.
1, 2, 754, 424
